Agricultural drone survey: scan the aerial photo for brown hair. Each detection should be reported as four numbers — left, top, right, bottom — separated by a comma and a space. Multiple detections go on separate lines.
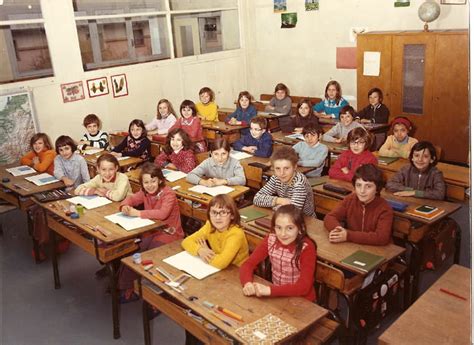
83, 114, 101, 128
296, 98, 313, 118
339, 105, 355, 118
30, 133, 52, 150
237, 91, 253, 109
368, 87, 383, 102
55, 135, 77, 154
409, 141, 439, 168
209, 138, 231, 153
347, 127, 372, 151
270, 146, 298, 166
156, 99, 176, 120
199, 87, 215, 102
274, 83, 290, 96
302, 123, 323, 137
325, 80, 342, 105
270, 204, 314, 269
250, 116, 268, 130
139, 162, 166, 191
128, 119, 147, 139
207, 194, 240, 231
96, 153, 119, 169
352, 164, 384, 193
163, 128, 193, 155
180, 100, 197, 117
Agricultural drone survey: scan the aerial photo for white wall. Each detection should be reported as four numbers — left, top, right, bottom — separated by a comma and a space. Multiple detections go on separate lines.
244, 0, 469, 105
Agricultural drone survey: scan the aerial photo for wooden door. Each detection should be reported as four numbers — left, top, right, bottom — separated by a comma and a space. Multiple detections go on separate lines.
431, 32, 468, 163
356, 33, 392, 112
391, 33, 436, 142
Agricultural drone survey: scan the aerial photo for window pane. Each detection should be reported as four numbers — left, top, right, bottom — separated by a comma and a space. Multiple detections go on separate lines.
172, 10, 239, 58
0, 0, 43, 20
169, 0, 237, 11
77, 16, 170, 71
402, 44, 425, 114
0, 25, 54, 83
73, 1, 166, 16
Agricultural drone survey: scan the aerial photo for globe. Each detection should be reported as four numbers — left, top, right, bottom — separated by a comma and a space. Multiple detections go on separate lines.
418, 1, 441, 23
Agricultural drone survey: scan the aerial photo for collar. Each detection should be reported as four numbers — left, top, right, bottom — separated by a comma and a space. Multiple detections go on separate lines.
102, 174, 117, 183
395, 136, 409, 144
281, 172, 297, 187
181, 117, 195, 126
210, 157, 231, 169
371, 103, 381, 110
173, 147, 183, 154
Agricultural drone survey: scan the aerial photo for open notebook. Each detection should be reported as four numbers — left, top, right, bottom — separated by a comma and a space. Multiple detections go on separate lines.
68, 195, 112, 209
6, 165, 36, 176
189, 185, 234, 197
24, 173, 59, 186
163, 251, 220, 280
162, 169, 187, 182
105, 212, 154, 231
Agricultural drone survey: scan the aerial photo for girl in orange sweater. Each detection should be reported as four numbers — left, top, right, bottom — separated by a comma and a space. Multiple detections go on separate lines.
20, 133, 56, 175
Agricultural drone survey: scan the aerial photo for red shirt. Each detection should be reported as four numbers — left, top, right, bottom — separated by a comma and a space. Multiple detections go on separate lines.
154, 149, 197, 173
329, 149, 378, 182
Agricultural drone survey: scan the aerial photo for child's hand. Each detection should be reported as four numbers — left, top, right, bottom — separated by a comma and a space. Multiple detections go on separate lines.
122, 205, 140, 217
62, 177, 74, 187
242, 282, 256, 296
242, 146, 256, 154
275, 197, 292, 206
393, 190, 416, 197
200, 179, 215, 187
197, 239, 215, 263
341, 167, 350, 174
32, 156, 40, 165
210, 178, 227, 186
334, 138, 344, 144
166, 163, 177, 170
294, 128, 303, 134
229, 118, 237, 125
254, 283, 271, 297
329, 226, 348, 243
95, 188, 108, 197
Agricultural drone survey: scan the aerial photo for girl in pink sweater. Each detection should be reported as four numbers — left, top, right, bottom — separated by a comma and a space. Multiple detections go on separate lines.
329, 127, 377, 182
239, 204, 317, 301
169, 100, 207, 152
154, 128, 197, 173
118, 163, 184, 303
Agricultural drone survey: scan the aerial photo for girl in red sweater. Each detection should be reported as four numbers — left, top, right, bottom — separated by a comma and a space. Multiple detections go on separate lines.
20, 133, 56, 175
154, 128, 197, 173
118, 162, 184, 303
169, 100, 207, 152
329, 127, 377, 182
239, 204, 317, 301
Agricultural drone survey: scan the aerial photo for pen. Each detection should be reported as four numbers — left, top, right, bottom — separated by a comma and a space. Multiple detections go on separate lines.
439, 288, 467, 301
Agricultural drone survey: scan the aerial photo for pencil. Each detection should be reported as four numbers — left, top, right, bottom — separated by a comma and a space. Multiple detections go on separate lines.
439, 288, 467, 301
216, 306, 243, 321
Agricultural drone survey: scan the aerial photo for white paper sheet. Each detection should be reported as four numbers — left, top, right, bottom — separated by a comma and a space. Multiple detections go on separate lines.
363, 51, 381, 76
6, 165, 36, 176
105, 212, 154, 231
83, 148, 104, 155
116, 156, 131, 161
163, 251, 220, 280
285, 133, 304, 140
188, 185, 234, 197
230, 150, 253, 160
24, 173, 59, 186
258, 111, 286, 117
162, 169, 187, 182
68, 195, 112, 209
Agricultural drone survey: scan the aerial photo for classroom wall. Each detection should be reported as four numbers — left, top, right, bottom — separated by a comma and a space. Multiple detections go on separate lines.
244, 0, 469, 106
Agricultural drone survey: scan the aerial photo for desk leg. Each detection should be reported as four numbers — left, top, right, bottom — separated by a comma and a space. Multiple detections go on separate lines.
50, 230, 61, 289
107, 261, 121, 339
408, 242, 422, 305
454, 223, 461, 265
143, 300, 151, 345
27, 209, 41, 264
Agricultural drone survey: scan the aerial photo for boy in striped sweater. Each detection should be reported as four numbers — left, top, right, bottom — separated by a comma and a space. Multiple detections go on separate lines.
78, 113, 109, 151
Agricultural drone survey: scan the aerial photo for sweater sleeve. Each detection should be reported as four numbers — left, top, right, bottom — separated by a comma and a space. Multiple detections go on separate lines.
176, 150, 197, 173
328, 151, 352, 182
356, 106, 370, 120
154, 152, 169, 168
123, 138, 151, 158
120, 190, 145, 209
414, 169, 446, 200
93, 132, 109, 149
346, 206, 393, 245
378, 136, 397, 157
385, 167, 410, 193
181, 222, 211, 255
112, 137, 128, 153
53, 157, 66, 180
254, 133, 273, 158
20, 151, 35, 167
157, 116, 177, 135
146, 118, 158, 131
239, 236, 270, 285
323, 197, 349, 231
313, 100, 325, 113
186, 159, 209, 184
225, 109, 239, 123
74, 175, 100, 195
253, 176, 278, 207
270, 240, 316, 298
34, 150, 56, 173
241, 106, 257, 126
322, 124, 339, 142
105, 174, 131, 202
168, 119, 180, 133
232, 135, 247, 152
209, 230, 247, 269
289, 181, 311, 211
79, 157, 91, 183
226, 160, 246, 186
140, 189, 177, 220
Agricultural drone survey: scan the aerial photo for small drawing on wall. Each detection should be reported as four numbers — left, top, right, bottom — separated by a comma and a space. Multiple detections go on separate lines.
394, 0, 410, 7
86, 77, 109, 98
111, 74, 129, 98
440, 0, 466, 4
274, 0, 287, 13
281, 13, 297, 29
60, 81, 85, 103
305, 0, 319, 11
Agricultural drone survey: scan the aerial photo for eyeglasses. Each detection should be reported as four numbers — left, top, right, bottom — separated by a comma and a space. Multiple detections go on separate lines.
210, 210, 231, 217
350, 140, 366, 146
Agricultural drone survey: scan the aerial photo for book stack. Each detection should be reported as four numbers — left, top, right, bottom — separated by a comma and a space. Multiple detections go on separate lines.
405, 205, 445, 220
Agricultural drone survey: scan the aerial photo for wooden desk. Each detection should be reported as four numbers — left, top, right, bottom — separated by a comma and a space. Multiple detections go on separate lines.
0, 164, 65, 262
373, 153, 470, 202
39, 200, 163, 339
317, 118, 390, 135
83, 152, 143, 177
378, 264, 471, 345
201, 120, 247, 143
126, 169, 249, 222
122, 241, 328, 345
271, 131, 347, 153
216, 107, 289, 132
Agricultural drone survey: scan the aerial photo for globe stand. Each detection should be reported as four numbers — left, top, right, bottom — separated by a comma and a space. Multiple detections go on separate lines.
424, 22, 429, 32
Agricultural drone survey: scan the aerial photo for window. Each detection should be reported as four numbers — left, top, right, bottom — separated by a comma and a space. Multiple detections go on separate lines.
74, 0, 240, 71
0, 0, 54, 83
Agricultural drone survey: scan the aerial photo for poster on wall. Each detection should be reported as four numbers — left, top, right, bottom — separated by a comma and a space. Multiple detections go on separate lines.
60, 81, 85, 103
111, 74, 129, 98
87, 77, 109, 98
0, 91, 38, 164
336, 47, 357, 69
281, 13, 297, 28
363, 51, 381, 76
394, 0, 410, 7
274, 0, 287, 13
305, 0, 319, 11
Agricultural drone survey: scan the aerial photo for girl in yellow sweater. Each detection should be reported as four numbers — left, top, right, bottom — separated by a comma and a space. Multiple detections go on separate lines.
20, 133, 56, 175
181, 194, 249, 269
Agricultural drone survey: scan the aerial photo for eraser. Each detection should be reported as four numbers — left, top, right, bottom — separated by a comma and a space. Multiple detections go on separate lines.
203, 301, 214, 308
141, 260, 153, 266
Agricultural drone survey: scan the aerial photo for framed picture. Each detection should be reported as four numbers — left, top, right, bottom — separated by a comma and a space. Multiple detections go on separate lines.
86, 77, 109, 98
440, 0, 466, 3
60, 81, 85, 103
111, 74, 129, 98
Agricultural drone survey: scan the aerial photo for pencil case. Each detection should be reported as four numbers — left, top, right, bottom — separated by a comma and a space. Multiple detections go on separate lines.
33, 189, 70, 203
386, 199, 409, 212
322, 183, 351, 195
255, 217, 272, 230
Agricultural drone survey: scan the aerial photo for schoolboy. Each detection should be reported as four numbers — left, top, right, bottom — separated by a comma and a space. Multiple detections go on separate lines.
78, 113, 109, 151
292, 123, 328, 177
324, 164, 393, 245
233, 116, 273, 158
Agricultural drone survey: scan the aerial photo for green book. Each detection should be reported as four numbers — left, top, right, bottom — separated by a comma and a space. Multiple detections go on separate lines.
308, 176, 327, 187
239, 208, 268, 223
340, 250, 385, 273
377, 156, 399, 165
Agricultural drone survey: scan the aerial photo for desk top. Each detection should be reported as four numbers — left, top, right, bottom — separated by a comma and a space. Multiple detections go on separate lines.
318, 119, 390, 133
122, 241, 328, 343
38, 199, 162, 244
271, 131, 347, 153
378, 264, 471, 345
237, 154, 315, 178
241, 206, 405, 275
83, 152, 143, 170
313, 176, 461, 225
201, 120, 248, 133
0, 164, 65, 197
126, 169, 249, 205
